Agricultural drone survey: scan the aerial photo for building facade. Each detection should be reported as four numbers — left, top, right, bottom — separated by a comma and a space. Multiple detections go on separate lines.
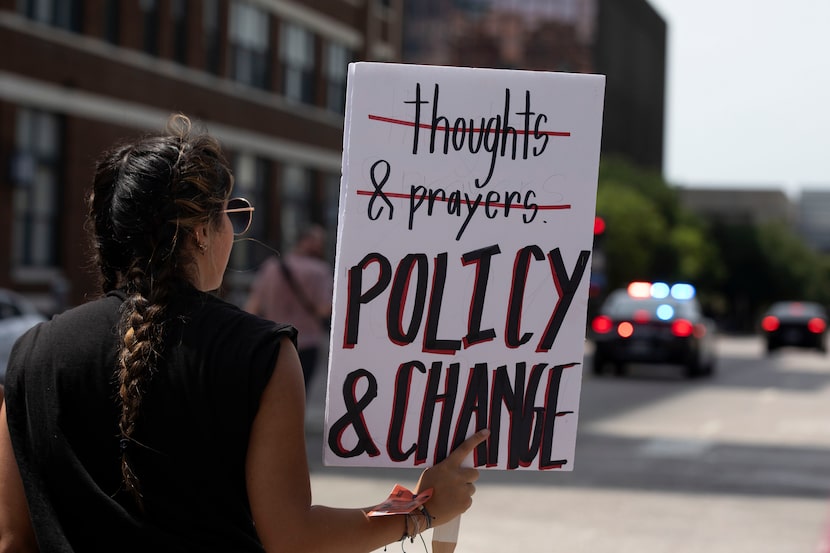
402, 0, 666, 171
0, 0, 402, 312
676, 187, 796, 227
797, 188, 830, 253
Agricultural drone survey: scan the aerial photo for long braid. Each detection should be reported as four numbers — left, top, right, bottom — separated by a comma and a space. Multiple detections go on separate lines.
85, 114, 233, 508
117, 259, 179, 506
117, 278, 152, 505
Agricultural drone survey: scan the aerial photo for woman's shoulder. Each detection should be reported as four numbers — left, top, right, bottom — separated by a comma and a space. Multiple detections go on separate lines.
18, 292, 123, 344
5, 293, 124, 386
53, 291, 124, 325
185, 291, 297, 342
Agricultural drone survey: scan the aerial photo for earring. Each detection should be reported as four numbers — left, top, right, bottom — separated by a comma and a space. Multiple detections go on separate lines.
198, 242, 207, 253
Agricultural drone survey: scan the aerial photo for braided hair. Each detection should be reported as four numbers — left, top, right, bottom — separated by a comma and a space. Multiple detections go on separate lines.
85, 114, 233, 507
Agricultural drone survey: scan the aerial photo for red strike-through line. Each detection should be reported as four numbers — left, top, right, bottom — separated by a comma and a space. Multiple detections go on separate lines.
368, 114, 571, 137
355, 189, 571, 210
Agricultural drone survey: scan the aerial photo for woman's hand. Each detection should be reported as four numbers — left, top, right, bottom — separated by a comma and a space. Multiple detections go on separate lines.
413, 429, 490, 525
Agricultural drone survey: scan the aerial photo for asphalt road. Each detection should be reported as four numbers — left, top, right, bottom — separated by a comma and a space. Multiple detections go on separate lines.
305, 335, 830, 552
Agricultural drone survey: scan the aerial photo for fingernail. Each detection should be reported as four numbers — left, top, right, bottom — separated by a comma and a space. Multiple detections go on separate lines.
479, 429, 490, 437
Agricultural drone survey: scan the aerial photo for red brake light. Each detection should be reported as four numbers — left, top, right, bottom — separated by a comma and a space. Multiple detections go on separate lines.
807, 317, 827, 334
671, 319, 694, 337
633, 309, 650, 324
761, 315, 780, 332
592, 315, 613, 334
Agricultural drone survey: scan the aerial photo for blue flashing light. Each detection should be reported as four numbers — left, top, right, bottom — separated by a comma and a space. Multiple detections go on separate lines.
656, 304, 675, 321
651, 282, 670, 299
671, 283, 696, 300
626, 281, 697, 301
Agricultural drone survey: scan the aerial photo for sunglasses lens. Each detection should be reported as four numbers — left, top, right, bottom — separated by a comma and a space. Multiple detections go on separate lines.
226, 198, 252, 235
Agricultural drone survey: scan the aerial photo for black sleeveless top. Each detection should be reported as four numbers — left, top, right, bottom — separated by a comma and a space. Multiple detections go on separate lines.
5, 288, 297, 552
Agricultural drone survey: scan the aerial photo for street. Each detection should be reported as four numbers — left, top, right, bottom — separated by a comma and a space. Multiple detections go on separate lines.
305, 335, 830, 552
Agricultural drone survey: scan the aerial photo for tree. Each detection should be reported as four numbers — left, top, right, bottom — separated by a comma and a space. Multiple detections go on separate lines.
595, 179, 666, 288
595, 156, 718, 295
704, 220, 830, 331
594, 155, 829, 332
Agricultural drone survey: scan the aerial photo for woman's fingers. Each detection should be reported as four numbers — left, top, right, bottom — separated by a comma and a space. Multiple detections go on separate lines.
459, 467, 480, 483
413, 429, 490, 523
444, 429, 490, 468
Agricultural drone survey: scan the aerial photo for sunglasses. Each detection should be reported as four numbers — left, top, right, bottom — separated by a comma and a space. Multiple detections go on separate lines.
222, 197, 255, 236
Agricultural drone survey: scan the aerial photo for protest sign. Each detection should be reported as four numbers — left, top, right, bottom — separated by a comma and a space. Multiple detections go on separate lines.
324, 62, 605, 472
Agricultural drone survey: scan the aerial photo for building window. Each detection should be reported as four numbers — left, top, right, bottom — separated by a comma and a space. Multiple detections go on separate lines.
12, 108, 61, 269
229, 153, 269, 272
203, 0, 221, 74
104, 0, 120, 44
280, 165, 313, 250
229, 1, 271, 89
325, 42, 351, 113
19, 0, 83, 32
172, 0, 188, 64
280, 22, 316, 103
139, 0, 159, 56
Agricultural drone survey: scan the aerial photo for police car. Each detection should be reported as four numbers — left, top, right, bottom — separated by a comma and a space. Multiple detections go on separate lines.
590, 282, 717, 378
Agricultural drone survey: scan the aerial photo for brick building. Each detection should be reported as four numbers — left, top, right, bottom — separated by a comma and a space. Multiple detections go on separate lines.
0, 0, 402, 312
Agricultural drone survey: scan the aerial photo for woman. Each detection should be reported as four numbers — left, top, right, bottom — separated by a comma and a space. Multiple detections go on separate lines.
0, 115, 486, 552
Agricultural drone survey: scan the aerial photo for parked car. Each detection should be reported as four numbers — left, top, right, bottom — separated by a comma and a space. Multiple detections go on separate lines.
590, 281, 717, 378
761, 301, 828, 354
0, 288, 48, 384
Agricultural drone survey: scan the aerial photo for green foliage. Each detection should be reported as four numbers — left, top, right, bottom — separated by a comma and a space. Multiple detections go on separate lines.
595, 156, 717, 292
599, 155, 680, 224
709, 222, 772, 329
670, 223, 720, 283
596, 180, 666, 286
756, 222, 830, 307
705, 221, 830, 330
593, 155, 829, 331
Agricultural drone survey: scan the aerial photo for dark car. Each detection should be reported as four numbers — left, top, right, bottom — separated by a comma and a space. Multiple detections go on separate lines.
590, 282, 717, 378
0, 288, 48, 384
761, 301, 827, 354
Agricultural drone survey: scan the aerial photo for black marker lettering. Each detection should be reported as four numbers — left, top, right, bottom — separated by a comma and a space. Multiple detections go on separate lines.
327, 369, 380, 458
344, 253, 392, 348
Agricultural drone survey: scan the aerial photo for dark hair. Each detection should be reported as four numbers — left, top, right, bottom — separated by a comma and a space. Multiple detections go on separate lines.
86, 114, 233, 506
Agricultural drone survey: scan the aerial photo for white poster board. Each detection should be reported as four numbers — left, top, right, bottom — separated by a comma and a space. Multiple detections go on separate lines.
324, 62, 605, 471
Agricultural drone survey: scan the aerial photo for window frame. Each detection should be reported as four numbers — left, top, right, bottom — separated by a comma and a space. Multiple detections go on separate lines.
280, 21, 316, 104
11, 108, 63, 274
324, 41, 352, 113
228, 1, 272, 89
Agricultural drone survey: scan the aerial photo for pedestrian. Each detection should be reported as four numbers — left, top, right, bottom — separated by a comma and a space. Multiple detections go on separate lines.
0, 114, 487, 553
244, 224, 332, 392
